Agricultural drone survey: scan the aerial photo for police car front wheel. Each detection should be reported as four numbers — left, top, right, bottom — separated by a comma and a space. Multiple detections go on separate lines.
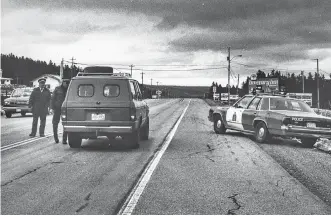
213, 115, 226, 134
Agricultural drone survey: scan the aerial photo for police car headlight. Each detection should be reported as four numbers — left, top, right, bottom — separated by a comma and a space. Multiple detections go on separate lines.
4, 101, 10, 105
61, 114, 66, 119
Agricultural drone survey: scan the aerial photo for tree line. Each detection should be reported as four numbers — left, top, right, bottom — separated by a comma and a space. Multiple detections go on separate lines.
209, 69, 331, 109
0, 53, 168, 98
1, 53, 81, 85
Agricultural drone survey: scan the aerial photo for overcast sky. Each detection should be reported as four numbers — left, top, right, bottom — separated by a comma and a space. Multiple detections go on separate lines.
2, 0, 331, 86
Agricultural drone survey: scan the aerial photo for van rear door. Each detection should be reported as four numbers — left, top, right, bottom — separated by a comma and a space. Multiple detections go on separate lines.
65, 78, 130, 123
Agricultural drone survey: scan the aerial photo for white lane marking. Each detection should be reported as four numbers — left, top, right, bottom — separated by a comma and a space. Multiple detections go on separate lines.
1, 131, 63, 152
118, 99, 191, 215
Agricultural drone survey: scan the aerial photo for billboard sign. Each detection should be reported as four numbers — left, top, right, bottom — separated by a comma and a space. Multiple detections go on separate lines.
287, 93, 313, 107
248, 78, 279, 93
220, 93, 239, 101
213, 86, 217, 93
213, 93, 220, 101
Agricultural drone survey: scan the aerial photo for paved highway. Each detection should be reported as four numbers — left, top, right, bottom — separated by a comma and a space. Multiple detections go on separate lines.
1, 99, 331, 214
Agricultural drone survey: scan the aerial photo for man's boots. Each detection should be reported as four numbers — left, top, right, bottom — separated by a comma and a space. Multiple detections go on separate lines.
53, 124, 59, 143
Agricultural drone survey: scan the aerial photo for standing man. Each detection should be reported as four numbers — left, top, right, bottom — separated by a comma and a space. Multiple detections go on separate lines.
51, 79, 69, 144
29, 78, 51, 137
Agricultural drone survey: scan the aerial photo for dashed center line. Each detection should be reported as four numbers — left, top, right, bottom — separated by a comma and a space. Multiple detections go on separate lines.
1, 131, 63, 152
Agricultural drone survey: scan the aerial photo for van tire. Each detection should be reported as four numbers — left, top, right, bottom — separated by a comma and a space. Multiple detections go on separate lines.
21, 112, 26, 117
5, 112, 12, 118
141, 117, 149, 140
128, 129, 140, 149
68, 133, 82, 148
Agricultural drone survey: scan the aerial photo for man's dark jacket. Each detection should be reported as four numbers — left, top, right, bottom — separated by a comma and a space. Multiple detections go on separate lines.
29, 87, 51, 116
51, 86, 67, 110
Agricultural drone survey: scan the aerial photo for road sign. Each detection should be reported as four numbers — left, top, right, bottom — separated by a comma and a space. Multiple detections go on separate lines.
156, 90, 162, 95
213, 86, 216, 93
213, 93, 220, 101
250, 74, 257, 81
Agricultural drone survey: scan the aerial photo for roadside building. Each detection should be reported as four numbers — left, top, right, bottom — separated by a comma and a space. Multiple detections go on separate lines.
0, 77, 13, 85
31, 74, 61, 92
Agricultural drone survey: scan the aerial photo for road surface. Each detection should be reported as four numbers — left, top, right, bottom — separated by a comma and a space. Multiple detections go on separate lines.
1, 99, 331, 214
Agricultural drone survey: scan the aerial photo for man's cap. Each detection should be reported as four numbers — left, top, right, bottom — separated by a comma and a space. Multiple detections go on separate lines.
38, 78, 47, 83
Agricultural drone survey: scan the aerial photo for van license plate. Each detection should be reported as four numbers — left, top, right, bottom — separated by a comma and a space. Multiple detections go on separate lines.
92, 113, 105, 120
306, 122, 316, 128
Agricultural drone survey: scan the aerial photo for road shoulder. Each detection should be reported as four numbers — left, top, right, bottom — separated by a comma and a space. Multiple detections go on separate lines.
133, 99, 331, 215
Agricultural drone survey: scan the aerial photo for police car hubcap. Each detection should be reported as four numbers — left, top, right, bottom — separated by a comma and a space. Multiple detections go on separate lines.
258, 128, 265, 138
217, 120, 222, 128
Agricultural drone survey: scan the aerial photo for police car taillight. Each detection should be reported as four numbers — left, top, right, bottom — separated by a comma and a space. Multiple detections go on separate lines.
282, 117, 291, 126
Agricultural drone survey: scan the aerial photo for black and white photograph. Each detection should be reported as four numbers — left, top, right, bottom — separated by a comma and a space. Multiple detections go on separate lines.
1, 0, 331, 214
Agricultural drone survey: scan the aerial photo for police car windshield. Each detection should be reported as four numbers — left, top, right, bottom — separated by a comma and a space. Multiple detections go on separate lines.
270, 98, 313, 112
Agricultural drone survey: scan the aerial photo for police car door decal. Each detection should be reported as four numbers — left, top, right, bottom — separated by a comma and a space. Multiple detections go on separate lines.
226, 107, 245, 130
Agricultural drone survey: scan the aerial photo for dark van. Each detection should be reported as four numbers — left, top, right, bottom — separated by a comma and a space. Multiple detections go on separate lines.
61, 69, 149, 149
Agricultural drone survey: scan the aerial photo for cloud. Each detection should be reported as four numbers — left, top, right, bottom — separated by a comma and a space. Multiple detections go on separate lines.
2, 0, 331, 86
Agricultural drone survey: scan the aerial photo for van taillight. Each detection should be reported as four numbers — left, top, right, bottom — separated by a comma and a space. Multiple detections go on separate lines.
130, 106, 136, 121
282, 117, 291, 126
61, 107, 67, 121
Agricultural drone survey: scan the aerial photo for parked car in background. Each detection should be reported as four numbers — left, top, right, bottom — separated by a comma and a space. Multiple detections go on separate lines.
3, 87, 34, 118
208, 92, 331, 147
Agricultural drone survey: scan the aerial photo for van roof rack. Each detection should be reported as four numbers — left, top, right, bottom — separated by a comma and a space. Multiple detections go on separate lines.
76, 72, 132, 78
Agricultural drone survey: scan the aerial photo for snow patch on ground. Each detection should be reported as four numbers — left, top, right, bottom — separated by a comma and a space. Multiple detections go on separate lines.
314, 138, 331, 153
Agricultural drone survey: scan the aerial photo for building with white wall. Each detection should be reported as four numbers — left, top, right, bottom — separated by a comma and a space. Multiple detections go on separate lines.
31, 74, 61, 92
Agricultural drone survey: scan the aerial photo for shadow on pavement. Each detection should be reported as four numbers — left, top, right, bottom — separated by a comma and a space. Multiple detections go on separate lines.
78, 137, 156, 152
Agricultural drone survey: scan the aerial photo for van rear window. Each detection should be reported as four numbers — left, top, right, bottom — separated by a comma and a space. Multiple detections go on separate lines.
104, 85, 120, 97
78, 85, 94, 97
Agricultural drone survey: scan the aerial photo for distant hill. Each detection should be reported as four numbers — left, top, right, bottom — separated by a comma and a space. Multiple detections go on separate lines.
143, 85, 209, 98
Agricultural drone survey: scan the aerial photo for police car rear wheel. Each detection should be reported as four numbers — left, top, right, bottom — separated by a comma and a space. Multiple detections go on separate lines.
301, 138, 317, 148
214, 115, 226, 134
255, 122, 270, 143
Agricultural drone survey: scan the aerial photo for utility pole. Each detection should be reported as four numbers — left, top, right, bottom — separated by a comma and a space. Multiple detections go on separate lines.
227, 47, 231, 105
71, 57, 76, 78
315, 59, 320, 109
150, 78, 153, 86
60, 58, 64, 79
156, 81, 159, 99
237, 74, 240, 96
141, 71, 145, 85
301, 71, 305, 93
130, 64, 134, 76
